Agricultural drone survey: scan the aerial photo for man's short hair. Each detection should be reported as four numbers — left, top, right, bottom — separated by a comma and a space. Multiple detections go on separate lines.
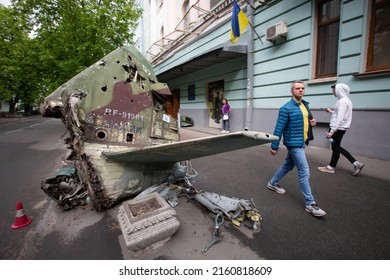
291, 80, 305, 89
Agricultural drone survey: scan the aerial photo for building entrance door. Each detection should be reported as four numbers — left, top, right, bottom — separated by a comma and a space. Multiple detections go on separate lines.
165, 89, 180, 120
207, 80, 224, 129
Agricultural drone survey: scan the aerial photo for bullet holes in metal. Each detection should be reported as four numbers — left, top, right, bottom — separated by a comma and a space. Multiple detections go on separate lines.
122, 64, 130, 72
126, 133, 133, 142
96, 130, 133, 143
96, 130, 107, 141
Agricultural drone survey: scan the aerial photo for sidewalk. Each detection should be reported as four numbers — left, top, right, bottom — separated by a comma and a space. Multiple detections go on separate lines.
0, 116, 22, 124
181, 126, 390, 182
0, 115, 39, 125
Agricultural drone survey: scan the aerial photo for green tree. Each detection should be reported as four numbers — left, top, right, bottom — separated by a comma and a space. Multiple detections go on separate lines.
14, 0, 142, 92
0, 4, 35, 114
1, 0, 142, 113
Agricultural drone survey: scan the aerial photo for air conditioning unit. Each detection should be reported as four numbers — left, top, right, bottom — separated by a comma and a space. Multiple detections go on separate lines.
266, 22, 288, 43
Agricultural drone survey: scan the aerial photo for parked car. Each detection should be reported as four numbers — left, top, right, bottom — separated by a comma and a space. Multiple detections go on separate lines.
180, 115, 194, 127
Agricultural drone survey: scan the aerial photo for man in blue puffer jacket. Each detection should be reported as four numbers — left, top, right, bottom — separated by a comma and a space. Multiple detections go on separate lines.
267, 80, 326, 217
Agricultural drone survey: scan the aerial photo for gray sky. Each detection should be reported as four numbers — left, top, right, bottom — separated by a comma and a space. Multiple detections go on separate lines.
0, 0, 11, 6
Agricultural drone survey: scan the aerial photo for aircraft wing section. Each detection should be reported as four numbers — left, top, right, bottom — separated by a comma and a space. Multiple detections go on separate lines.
103, 131, 278, 164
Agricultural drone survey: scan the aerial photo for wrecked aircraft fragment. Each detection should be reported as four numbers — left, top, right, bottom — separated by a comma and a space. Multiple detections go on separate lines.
40, 46, 278, 211
41, 165, 87, 211
120, 168, 262, 254
136, 178, 262, 231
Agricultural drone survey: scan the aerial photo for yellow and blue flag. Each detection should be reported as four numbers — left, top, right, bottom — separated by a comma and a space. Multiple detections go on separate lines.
230, 0, 249, 43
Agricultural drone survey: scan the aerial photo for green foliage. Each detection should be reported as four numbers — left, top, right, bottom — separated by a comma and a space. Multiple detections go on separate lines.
0, 4, 31, 112
0, 0, 142, 112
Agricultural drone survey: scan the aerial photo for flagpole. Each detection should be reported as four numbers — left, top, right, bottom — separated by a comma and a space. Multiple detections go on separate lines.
247, 21, 263, 43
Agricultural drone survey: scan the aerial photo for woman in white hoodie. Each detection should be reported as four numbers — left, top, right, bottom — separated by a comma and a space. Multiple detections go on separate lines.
318, 83, 364, 176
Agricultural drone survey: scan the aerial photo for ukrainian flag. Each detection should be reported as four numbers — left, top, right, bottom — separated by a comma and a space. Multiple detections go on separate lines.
230, 0, 249, 43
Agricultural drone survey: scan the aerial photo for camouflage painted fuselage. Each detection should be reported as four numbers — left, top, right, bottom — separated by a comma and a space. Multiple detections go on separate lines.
42, 46, 180, 210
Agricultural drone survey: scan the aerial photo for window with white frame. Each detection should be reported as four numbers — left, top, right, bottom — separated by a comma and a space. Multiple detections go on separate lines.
315, 0, 340, 78
367, 0, 390, 72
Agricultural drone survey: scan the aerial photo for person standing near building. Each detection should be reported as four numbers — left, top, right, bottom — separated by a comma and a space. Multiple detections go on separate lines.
221, 98, 230, 133
267, 80, 326, 217
317, 83, 364, 175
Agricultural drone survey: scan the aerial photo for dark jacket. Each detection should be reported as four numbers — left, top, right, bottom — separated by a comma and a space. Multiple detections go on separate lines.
271, 98, 314, 150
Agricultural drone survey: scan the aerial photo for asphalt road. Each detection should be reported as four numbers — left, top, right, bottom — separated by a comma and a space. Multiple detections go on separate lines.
0, 117, 123, 260
0, 117, 67, 259
1, 117, 389, 260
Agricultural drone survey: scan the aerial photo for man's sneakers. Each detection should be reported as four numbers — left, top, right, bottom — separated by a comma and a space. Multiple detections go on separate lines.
317, 165, 335, 174
353, 161, 364, 176
267, 183, 326, 217
305, 203, 326, 217
267, 182, 286, 194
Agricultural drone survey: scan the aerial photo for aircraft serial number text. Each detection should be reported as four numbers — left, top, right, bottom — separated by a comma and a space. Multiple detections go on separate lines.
104, 108, 144, 121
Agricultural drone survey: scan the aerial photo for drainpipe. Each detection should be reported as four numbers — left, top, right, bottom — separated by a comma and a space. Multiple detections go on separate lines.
245, 0, 254, 131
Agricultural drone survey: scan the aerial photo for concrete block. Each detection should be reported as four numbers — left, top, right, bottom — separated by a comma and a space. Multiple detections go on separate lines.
117, 192, 180, 256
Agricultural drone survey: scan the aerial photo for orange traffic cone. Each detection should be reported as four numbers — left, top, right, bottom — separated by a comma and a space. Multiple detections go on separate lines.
11, 202, 32, 229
